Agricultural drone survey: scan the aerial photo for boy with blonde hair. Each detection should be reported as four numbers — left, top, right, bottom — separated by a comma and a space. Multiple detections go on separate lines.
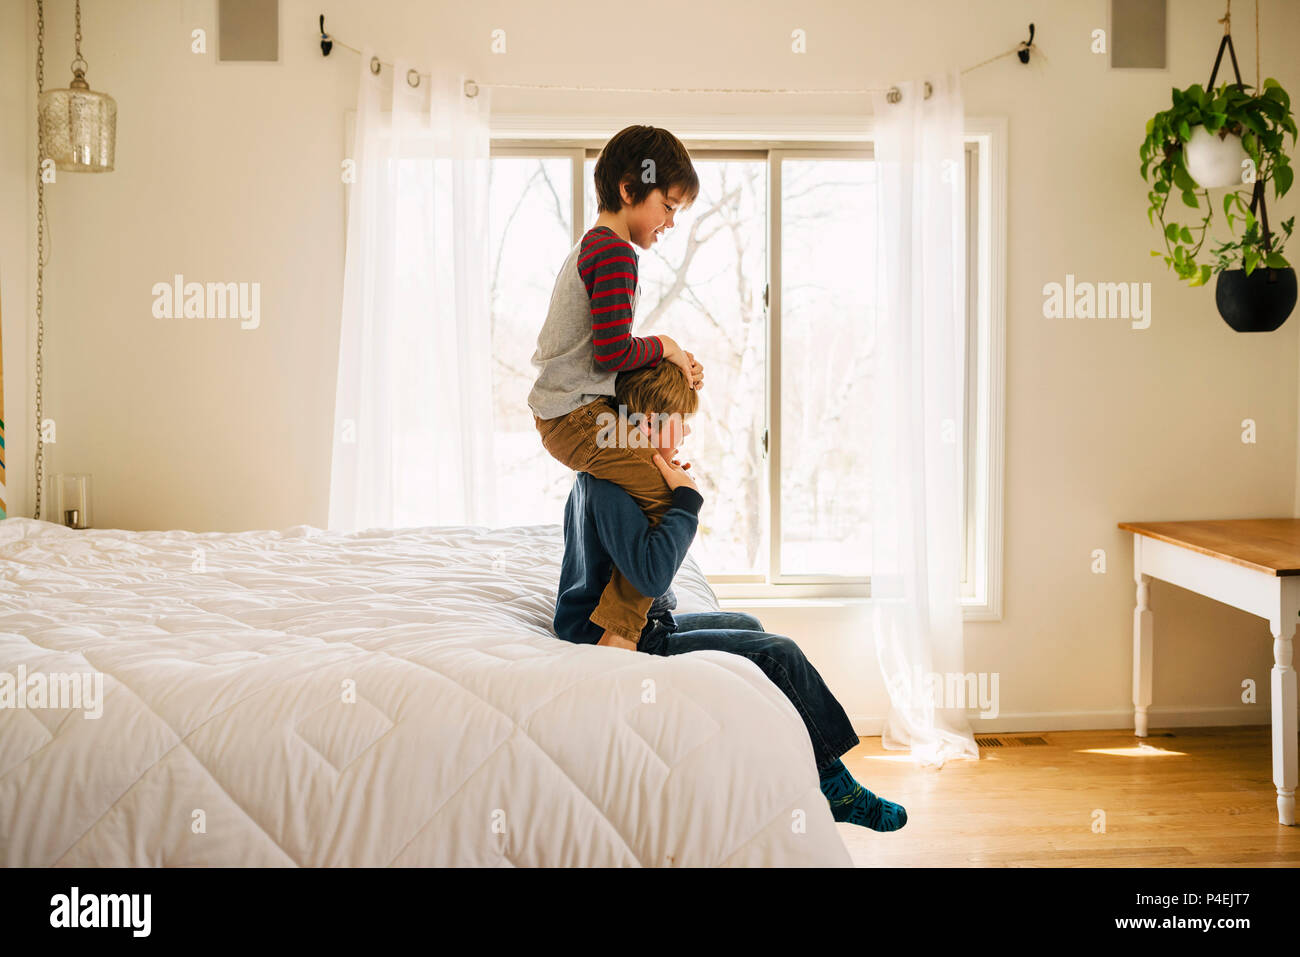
553, 362, 908, 832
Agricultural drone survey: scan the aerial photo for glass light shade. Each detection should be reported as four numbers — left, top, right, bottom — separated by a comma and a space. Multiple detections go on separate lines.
38, 77, 116, 173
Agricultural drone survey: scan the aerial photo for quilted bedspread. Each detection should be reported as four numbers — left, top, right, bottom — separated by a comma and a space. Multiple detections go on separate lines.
0, 518, 851, 867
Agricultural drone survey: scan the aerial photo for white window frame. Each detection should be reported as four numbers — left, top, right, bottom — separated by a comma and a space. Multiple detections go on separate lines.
488, 114, 1006, 620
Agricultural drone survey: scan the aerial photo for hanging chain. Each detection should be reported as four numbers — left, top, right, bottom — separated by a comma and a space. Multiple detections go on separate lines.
34, 0, 47, 520
72, 0, 84, 71
1256, 0, 1261, 91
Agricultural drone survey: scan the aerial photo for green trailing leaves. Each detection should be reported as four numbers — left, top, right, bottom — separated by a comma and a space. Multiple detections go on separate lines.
1275, 162, 1293, 196
1141, 77, 1297, 285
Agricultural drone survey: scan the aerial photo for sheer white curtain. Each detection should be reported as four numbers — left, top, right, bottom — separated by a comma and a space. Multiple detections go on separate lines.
869, 73, 978, 767
329, 51, 495, 533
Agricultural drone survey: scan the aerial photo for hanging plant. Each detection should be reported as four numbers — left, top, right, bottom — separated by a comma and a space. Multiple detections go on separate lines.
1139, 78, 1295, 288
1139, 3, 1299, 333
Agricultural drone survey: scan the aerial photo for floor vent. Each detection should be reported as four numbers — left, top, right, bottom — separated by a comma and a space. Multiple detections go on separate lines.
976, 735, 1048, 749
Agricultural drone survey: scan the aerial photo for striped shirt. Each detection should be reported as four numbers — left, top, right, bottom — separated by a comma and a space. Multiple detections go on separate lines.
580, 227, 663, 371
527, 225, 664, 420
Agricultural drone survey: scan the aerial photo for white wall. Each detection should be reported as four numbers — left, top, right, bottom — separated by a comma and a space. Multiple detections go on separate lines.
2, 0, 1298, 734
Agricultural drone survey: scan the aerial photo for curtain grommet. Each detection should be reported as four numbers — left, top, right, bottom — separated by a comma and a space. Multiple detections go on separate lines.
464, 79, 479, 98
369, 56, 381, 75
886, 85, 902, 104
407, 69, 420, 88
924, 81, 933, 99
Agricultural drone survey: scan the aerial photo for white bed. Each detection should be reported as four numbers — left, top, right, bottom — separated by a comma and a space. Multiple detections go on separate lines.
0, 517, 852, 867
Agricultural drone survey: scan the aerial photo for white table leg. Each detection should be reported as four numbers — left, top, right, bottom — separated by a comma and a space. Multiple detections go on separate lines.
1133, 569, 1153, 738
1271, 620, 1298, 826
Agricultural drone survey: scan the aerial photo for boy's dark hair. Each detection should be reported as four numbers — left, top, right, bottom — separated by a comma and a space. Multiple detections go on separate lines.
594, 126, 700, 214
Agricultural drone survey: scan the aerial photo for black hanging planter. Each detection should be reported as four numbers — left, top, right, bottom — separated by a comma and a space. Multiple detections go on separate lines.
1215, 266, 1297, 332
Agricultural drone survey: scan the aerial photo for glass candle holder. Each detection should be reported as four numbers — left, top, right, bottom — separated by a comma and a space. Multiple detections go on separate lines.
51, 473, 93, 529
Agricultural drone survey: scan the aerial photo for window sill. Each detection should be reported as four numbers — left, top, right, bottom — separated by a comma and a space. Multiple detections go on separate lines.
710, 590, 1000, 620
717, 595, 872, 609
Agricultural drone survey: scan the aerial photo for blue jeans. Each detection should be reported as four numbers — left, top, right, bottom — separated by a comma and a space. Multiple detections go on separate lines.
637, 611, 860, 772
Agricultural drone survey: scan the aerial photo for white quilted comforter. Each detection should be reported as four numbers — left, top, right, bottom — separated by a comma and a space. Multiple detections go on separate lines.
0, 518, 851, 867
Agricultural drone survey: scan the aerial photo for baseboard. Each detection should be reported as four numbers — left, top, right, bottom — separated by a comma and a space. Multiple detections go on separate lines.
847, 704, 1270, 737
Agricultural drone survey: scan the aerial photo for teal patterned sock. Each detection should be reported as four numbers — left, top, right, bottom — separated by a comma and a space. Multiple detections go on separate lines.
817, 759, 908, 832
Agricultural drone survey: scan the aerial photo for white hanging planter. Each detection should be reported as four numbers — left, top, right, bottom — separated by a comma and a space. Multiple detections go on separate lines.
1183, 124, 1249, 189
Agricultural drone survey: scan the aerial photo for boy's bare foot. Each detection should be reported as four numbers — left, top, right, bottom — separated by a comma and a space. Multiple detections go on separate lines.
597, 630, 638, 650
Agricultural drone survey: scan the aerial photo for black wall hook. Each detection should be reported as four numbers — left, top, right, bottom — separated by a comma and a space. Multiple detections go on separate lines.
1017, 22, 1035, 64
319, 14, 333, 56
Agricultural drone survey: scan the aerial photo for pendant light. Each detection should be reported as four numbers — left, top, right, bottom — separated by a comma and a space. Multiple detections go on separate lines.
37, 0, 116, 173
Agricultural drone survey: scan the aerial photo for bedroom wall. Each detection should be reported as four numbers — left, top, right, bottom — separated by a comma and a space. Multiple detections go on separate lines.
3, 0, 1299, 735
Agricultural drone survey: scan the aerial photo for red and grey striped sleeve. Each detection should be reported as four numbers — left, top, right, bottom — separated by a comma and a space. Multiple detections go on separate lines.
578, 227, 663, 372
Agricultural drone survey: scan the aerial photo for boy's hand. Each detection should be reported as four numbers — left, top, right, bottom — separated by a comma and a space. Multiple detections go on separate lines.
684, 350, 704, 390
657, 335, 693, 383
597, 630, 638, 650
652, 453, 698, 493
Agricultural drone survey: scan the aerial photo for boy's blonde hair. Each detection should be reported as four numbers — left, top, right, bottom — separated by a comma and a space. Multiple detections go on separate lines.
614, 361, 699, 418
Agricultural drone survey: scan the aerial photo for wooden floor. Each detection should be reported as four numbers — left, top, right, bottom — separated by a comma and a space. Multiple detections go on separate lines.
836, 726, 1300, 867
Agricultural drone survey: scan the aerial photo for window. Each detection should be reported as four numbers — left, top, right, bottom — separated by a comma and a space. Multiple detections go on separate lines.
485, 153, 576, 529
487, 126, 1003, 616
774, 153, 875, 581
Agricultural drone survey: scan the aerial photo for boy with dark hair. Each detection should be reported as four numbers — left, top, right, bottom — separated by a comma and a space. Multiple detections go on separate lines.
554, 361, 908, 832
530, 125, 703, 650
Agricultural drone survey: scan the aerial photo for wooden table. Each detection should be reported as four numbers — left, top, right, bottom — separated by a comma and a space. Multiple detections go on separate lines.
1117, 519, 1300, 825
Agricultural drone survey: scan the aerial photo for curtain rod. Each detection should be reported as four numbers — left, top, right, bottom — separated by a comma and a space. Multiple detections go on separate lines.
316, 16, 1037, 103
